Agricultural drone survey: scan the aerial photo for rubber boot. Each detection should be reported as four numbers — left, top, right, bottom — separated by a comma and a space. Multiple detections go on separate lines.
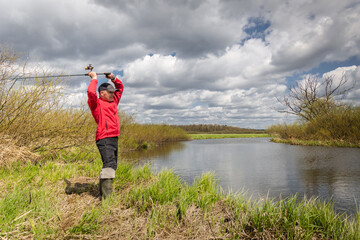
100, 179, 113, 200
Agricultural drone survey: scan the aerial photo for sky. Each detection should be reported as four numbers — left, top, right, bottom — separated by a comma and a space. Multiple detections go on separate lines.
1, 0, 360, 129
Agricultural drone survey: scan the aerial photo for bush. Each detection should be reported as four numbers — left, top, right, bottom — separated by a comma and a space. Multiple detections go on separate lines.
267, 122, 306, 139
119, 123, 189, 151
309, 106, 360, 142
0, 48, 94, 152
267, 106, 360, 145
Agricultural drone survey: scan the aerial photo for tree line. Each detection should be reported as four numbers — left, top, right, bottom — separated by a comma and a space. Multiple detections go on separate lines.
173, 124, 266, 134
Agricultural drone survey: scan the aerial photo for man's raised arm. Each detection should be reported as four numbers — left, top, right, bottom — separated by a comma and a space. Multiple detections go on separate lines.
106, 73, 124, 104
87, 72, 98, 111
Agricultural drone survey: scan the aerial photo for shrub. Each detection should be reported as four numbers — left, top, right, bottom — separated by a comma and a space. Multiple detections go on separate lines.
0, 48, 94, 153
119, 123, 189, 151
267, 106, 360, 145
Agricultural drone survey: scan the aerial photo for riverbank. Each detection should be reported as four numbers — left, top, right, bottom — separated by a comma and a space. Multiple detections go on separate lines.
267, 106, 360, 148
1, 153, 359, 239
271, 137, 360, 148
190, 133, 272, 140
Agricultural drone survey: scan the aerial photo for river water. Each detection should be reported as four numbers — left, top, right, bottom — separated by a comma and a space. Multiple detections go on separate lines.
127, 138, 360, 215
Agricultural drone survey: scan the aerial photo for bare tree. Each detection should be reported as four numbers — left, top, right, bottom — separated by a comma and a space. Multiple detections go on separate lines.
277, 74, 355, 121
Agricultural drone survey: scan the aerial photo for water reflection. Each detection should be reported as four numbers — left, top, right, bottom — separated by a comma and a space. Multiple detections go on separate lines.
129, 138, 360, 214
121, 142, 186, 163
296, 146, 360, 213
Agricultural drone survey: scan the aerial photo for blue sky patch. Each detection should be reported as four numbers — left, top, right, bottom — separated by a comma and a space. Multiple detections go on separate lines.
286, 55, 360, 86
242, 17, 271, 44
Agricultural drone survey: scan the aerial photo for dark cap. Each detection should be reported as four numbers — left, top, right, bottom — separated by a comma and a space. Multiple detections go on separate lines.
98, 83, 116, 93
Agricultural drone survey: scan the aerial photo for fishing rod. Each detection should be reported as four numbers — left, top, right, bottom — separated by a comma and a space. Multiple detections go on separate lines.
13, 64, 111, 80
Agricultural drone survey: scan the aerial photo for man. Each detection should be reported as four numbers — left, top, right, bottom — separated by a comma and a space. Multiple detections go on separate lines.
87, 71, 124, 199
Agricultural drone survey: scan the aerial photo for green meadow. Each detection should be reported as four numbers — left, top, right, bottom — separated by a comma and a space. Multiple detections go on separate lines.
190, 133, 272, 140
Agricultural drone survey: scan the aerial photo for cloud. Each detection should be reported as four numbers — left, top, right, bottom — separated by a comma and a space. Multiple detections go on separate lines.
268, 1, 360, 71
1, 0, 360, 128
93, 0, 247, 58
322, 65, 360, 104
123, 39, 276, 93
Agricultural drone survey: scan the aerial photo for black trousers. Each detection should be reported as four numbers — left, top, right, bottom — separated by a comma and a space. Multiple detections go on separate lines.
96, 137, 118, 171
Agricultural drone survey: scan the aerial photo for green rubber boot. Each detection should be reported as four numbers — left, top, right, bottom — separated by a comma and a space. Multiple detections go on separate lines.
100, 179, 113, 200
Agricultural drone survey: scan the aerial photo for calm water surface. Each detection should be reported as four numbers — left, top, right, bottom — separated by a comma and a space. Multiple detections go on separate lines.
127, 138, 360, 214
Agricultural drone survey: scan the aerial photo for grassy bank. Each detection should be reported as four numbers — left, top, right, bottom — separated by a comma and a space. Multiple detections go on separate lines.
1, 157, 359, 239
270, 137, 360, 148
267, 106, 360, 148
120, 123, 190, 151
174, 124, 266, 134
190, 133, 272, 140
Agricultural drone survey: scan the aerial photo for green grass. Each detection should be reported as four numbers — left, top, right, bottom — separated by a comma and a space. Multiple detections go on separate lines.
190, 133, 272, 140
271, 137, 360, 148
1, 156, 359, 239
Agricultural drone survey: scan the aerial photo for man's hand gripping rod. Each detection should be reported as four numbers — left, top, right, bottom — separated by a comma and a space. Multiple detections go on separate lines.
84, 64, 111, 77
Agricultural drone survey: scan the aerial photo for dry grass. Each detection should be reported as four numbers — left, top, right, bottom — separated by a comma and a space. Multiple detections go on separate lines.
0, 175, 225, 239
50, 183, 232, 239
0, 134, 39, 168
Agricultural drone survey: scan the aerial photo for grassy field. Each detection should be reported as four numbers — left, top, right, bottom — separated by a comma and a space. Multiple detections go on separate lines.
1, 154, 359, 239
190, 133, 272, 140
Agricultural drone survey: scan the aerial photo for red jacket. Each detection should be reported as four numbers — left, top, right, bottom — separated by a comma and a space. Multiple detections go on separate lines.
87, 78, 124, 141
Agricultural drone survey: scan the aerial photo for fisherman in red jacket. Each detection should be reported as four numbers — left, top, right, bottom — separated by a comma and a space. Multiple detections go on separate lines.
87, 71, 124, 199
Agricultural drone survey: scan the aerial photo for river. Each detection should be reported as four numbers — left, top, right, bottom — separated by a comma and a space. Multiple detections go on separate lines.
126, 138, 360, 215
